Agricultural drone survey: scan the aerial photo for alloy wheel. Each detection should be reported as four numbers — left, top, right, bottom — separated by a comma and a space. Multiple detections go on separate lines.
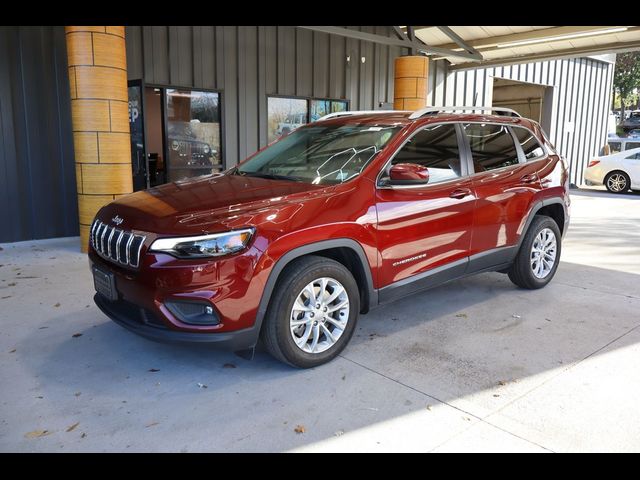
289, 277, 350, 354
607, 173, 627, 192
530, 228, 557, 279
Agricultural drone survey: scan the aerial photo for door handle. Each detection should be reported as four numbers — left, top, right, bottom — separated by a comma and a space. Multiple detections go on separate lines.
520, 173, 538, 184
449, 188, 472, 199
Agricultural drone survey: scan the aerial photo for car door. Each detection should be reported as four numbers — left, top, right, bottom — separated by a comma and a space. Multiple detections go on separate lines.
460, 122, 544, 264
623, 150, 640, 187
375, 123, 476, 298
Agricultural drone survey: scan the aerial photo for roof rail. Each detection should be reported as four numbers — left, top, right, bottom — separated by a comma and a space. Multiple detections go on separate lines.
408, 106, 521, 120
317, 110, 409, 121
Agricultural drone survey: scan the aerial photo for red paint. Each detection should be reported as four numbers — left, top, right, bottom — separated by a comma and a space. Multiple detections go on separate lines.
89, 112, 569, 339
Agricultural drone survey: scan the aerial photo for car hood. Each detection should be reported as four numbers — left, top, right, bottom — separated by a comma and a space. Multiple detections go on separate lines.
98, 173, 330, 235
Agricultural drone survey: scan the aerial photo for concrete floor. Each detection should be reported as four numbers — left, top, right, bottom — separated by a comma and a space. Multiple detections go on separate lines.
1, 188, 639, 452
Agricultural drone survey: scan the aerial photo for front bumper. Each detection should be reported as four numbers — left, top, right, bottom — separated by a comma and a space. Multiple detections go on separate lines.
94, 293, 259, 350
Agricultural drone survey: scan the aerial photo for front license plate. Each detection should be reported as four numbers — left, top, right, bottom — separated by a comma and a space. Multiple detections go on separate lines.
93, 266, 118, 301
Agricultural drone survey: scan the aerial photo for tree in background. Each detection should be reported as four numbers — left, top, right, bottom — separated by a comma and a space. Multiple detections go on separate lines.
613, 52, 640, 120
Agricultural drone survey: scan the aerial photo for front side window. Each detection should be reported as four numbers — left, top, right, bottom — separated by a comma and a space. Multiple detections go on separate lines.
463, 123, 520, 172
381, 124, 462, 184
512, 126, 545, 160
236, 123, 400, 185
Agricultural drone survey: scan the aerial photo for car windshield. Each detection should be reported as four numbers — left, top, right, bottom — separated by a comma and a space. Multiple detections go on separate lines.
235, 123, 401, 185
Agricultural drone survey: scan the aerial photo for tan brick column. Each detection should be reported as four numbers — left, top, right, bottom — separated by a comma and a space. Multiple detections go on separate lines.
65, 26, 133, 252
393, 56, 429, 111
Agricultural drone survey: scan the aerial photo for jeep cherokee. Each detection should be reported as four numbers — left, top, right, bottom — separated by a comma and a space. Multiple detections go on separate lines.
89, 106, 570, 368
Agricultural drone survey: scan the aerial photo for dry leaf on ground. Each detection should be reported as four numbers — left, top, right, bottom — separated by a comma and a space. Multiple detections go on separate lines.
294, 425, 306, 434
66, 422, 80, 432
223, 363, 236, 369
148, 368, 160, 372
24, 430, 52, 439
72, 333, 82, 338
54, 303, 60, 307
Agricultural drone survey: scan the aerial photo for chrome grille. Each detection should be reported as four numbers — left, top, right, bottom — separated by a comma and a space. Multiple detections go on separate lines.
90, 219, 146, 268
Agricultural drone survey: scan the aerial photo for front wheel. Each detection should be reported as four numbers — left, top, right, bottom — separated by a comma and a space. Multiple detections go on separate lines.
604, 171, 630, 193
261, 255, 360, 368
508, 215, 562, 289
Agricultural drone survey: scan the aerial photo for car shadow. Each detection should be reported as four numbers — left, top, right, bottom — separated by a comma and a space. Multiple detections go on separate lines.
13, 259, 640, 452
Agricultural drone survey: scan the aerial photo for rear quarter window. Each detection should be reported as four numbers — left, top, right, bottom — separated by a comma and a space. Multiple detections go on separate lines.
512, 126, 546, 160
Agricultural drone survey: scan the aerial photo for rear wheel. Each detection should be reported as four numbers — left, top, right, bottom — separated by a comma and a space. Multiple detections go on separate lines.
604, 171, 630, 193
261, 255, 360, 368
508, 215, 561, 289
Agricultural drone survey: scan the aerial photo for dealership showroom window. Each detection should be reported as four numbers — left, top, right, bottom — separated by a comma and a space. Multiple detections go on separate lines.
1, 24, 640, 454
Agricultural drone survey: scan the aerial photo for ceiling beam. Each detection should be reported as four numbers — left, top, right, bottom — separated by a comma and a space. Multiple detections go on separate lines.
427, 25, 634, 50
297, 26, 482, 61
448, 40, 640, 71
436, 26, 481, 56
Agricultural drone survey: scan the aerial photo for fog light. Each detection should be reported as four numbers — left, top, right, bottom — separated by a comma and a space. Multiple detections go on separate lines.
165, 300, 220, 326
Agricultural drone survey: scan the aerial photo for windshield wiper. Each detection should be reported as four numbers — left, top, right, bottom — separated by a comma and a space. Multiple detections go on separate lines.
237, 171, 303, 182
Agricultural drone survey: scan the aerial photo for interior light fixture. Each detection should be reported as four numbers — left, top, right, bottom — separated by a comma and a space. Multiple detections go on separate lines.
497, 27, 628, 48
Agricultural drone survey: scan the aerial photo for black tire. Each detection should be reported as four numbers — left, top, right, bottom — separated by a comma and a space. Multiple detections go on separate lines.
508, 215, 562, 290
604, 170, 631, 194
260, 255, 360, 368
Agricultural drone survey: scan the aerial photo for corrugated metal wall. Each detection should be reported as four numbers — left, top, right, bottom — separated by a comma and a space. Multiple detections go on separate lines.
0, 26, 77, 243
428, 57, 615, 186
124, 26, 406, 167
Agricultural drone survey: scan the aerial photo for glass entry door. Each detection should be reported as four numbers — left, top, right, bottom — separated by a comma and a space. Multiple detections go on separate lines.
165, 89, 222, 182
127, 80, 149, 191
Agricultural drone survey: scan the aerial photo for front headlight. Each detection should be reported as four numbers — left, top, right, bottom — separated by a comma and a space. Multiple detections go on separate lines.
150, 228, 255, 259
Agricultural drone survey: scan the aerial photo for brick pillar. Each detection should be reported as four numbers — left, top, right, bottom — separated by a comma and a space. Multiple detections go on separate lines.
393, 56, 429, 111
65, 26, 133, 252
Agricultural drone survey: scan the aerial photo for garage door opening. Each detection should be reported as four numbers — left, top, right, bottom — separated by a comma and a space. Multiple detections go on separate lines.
491, 77, 554, 134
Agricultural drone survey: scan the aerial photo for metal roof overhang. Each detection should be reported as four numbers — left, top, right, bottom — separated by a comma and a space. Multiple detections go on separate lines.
299, 26, 640, 69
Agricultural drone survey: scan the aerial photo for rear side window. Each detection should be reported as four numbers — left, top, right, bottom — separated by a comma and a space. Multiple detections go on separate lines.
385, 124, 462, 184
512, 126, 545, 160
608, 142, 621, 154
463, 123, 520, 172
626, 142, 640, 151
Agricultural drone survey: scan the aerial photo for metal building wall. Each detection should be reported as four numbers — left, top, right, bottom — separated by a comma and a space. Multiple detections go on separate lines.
124, 26, 406, 167
428, 57, 615, 186
0, 26, 77, 243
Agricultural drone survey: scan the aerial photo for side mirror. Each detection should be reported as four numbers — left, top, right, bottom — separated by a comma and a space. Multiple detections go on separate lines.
388, 163, 429, 185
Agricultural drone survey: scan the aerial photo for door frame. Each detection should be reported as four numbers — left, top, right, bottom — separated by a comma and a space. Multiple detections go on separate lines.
128, 79, 151, 190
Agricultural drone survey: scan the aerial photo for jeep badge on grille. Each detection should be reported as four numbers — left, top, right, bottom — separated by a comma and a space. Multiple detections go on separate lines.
112, 215, 124, 225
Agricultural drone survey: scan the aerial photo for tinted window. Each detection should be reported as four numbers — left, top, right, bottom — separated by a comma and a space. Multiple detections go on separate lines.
609, 142, 622, 154
512, 126, 545, 160
626, 142, 640, 151
463, 123, 520, 172
385, 124, 461, 184
625, 152, 640, 160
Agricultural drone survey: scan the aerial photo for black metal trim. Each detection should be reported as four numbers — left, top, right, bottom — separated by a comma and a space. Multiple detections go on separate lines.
466, 246, 518, 274
253, 238, 377, 339
378, 257, 468, 304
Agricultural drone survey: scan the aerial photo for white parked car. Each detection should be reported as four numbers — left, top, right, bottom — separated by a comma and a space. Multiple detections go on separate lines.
584, 146, 640, 193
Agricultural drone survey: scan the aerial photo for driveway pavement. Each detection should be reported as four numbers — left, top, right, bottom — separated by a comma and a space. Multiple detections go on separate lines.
1, 188, 639, 452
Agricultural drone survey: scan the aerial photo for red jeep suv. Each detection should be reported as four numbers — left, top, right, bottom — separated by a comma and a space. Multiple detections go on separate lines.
89, 106, 570, 368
